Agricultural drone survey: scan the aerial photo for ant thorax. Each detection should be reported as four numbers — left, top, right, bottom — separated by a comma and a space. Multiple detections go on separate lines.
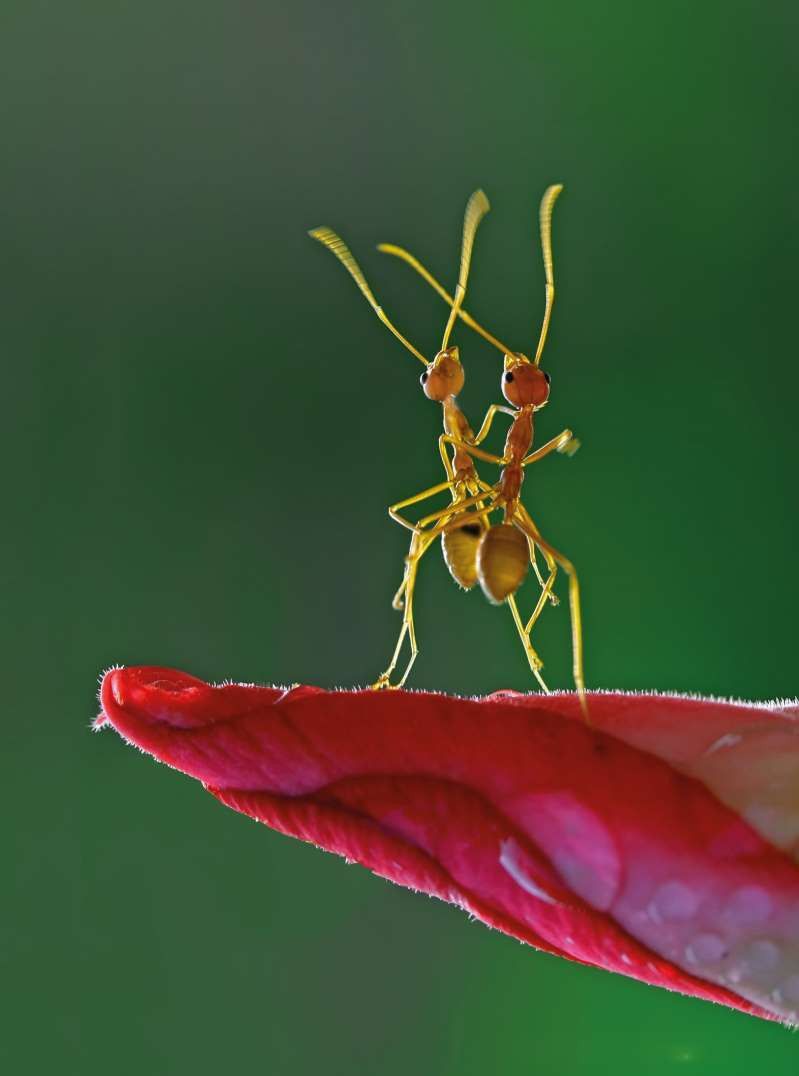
443, 396, 477, 485
504, 407, 534, 465
497, 407, 535, 520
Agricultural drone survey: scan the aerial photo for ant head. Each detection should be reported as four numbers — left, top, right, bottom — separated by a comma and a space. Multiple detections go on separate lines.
420, 346, 465, 401
501, 352, 550, 409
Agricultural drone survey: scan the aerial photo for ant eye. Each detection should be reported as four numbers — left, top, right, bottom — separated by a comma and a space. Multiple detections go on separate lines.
544, 372, 551, 384
504, 371, 514, 383
420, 371, 428, 383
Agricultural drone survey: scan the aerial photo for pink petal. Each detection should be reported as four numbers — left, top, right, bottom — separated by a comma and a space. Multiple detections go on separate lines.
97, 666, 799, 1025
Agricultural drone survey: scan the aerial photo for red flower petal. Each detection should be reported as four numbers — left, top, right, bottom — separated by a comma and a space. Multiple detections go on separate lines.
97, 667, 799, 1025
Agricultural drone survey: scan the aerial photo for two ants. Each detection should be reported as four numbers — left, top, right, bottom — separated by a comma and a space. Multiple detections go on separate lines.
310, 186, 586, 713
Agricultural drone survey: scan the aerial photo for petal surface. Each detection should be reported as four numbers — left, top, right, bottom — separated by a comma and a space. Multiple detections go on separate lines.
98, 667, 799, 1025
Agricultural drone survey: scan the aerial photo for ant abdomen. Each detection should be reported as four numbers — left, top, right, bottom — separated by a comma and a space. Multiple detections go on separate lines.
441, 519, 487, 590
477, 523, 529, 604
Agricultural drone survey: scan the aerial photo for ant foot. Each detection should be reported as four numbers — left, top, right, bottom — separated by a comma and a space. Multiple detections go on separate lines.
370, 673, 401, 691
548, 592, 560, 607
391, 596, 405, 612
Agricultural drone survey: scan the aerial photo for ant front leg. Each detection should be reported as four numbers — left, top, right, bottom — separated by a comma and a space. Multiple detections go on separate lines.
388, 478, 458, 534
521, 428, 579, 467
439, 434, 506, 468
471, 404, 515, 446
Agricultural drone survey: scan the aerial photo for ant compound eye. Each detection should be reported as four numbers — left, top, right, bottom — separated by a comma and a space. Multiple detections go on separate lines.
420, 370, 429, 384
544, 372, 551, 384
504, 371, 515, 383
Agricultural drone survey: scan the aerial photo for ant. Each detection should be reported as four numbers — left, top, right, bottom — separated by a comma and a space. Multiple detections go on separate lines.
381, 186, 586, 712
310, 191, 557, 692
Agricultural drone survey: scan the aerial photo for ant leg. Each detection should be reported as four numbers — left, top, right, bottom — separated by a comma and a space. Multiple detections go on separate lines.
373, 516, 453, 690
471, 404, 515, 446
478, 486, 555, 601
374, 504, 501, 690
373, 542, 425, 688
417, 487, 500, 529
392, 527, 436, 610
390, 477, 472, 609
372, 615, 412, 691
524, 531, 554, 598
523, 551, 559, 636
440, 434, 505, 467
438, 433, 456, 482
391, 577, 408, 610
516, 505, 559, 610
394, 550, 423, 688
521, 428, 579, 467
388, 477, 492, 615
474, 479, 556, 603
513, 509, 587, 719
389, 483, 455, 610
389, 478, 459, 534
507, 594, 549, 693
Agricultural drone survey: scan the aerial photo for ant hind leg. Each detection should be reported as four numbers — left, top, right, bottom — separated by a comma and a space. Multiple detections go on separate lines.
513, 508, 587, 719
392, 529, 435, 610
372, 529, 437, 690
507, 594, 549, 693
516, 505, 559, 614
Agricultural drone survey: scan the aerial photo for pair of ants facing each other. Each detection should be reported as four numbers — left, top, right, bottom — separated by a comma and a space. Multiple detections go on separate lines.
310, 186, 586, 715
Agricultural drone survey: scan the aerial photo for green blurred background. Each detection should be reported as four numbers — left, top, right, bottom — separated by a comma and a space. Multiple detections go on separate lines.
4, 1, 798, 1072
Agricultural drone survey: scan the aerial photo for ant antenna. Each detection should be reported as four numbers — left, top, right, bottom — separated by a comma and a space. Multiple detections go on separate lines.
377, 249, 514, 357
440, 189, 490, 351
533, 184, 563, 366
309, 227, 429, 366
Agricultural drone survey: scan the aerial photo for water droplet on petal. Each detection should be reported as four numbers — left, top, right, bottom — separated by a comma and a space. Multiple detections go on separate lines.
685, 932, 727, 966
649, 881, 700, 923
726, 885, 773, 926
704, 732, 742, 756
509, 792, 620, 911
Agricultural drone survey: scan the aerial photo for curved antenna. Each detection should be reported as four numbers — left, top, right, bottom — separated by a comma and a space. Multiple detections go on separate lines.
309, 227, 429, 366
377, 244, 515, 357
440, 189, 490, 350
533, 184, 563, 366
